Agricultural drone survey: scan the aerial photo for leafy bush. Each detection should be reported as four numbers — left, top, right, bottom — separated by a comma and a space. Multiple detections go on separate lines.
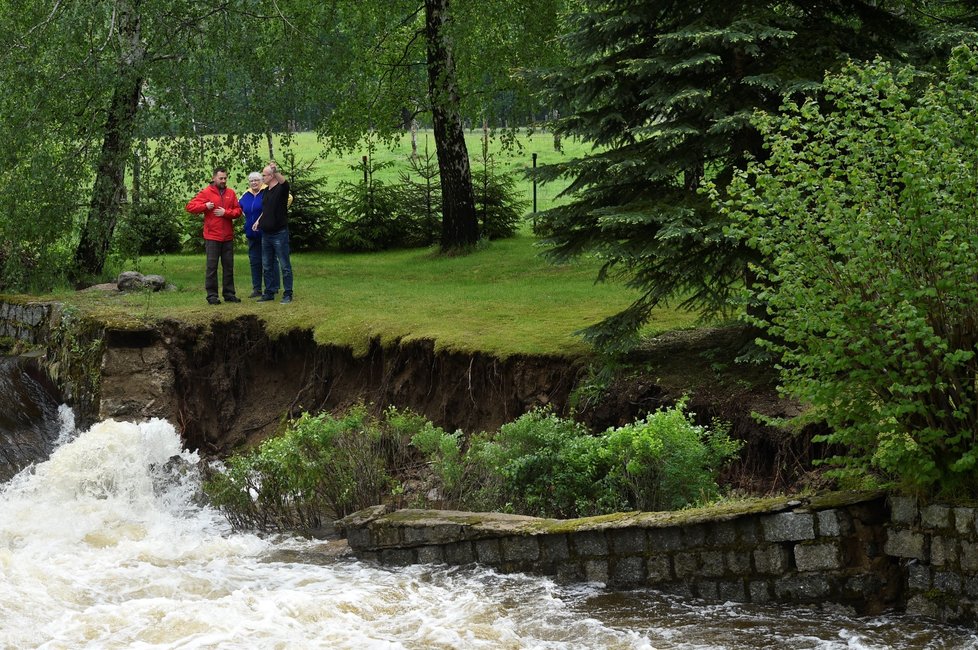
718, 46, 978, 496
113, 190, 183, 258
604, 400, 741, 511
413, 403, 737, 518
204, 405, 418, 532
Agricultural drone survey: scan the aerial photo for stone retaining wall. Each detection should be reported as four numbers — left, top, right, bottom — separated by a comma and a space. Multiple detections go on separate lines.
0, 300, 60, 345
886, 496, 978, 624
338, 492, 901, 615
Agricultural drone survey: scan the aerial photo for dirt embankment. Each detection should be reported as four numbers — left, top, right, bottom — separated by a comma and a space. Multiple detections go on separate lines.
98, 317, 822, 493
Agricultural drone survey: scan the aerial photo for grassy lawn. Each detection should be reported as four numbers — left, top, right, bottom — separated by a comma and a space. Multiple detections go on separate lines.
51, 235, 701, 359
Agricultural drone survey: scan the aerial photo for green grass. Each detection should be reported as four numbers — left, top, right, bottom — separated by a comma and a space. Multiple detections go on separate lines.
51, 235, 700, 359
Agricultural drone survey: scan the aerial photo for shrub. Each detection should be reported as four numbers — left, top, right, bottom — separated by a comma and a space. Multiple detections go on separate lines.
203, 405, 417, 532
717, 46, 978, 496
395, 143, 442, 247
331, 155, 405, 251
604, 400, 741, 511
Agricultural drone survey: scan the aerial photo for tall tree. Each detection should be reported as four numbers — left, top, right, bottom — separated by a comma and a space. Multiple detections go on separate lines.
537, 1, 924, 353
304, 0, 567, 251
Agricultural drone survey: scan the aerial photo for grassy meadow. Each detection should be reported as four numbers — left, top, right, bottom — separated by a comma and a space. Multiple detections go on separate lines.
46, 131, 704, 359
55, 236, 703, 359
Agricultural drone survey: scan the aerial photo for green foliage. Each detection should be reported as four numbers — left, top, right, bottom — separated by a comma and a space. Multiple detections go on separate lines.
472, 135, 527, 240
536, 0, 925, 354
280, 154, 336, 252
413, 403, 739, 518
473, 409, 619, 517
204, 405, 419, 531
396, 143, 443, 248
331, 154, 405, 252
718, 46, 978, 497
604, 400, 741, 511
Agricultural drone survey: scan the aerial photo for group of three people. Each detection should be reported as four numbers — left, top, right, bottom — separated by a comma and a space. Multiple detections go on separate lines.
185, 163, 294, 304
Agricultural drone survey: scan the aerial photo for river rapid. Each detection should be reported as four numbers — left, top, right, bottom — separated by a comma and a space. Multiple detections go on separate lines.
2, 416, 978, 649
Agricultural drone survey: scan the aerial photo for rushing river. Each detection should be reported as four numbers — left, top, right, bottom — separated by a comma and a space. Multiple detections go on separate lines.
1, 390, 977, 647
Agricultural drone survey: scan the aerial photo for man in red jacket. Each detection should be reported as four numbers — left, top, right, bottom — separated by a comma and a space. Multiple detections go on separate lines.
185, 167, 243, 305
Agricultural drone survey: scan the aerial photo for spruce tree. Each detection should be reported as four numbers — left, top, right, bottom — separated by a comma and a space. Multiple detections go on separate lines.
537, 1, 922, 353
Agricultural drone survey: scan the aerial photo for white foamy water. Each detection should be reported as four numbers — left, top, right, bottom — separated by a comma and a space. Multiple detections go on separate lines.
1, 418, 976, 649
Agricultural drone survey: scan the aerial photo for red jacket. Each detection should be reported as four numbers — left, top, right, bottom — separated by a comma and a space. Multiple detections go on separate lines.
185, 184, 242, 242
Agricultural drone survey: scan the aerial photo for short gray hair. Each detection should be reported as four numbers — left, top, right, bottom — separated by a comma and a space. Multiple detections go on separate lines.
248, 171, 262, 182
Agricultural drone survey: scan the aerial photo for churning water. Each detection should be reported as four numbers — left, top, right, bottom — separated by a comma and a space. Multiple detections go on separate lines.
2, 414, 978, 648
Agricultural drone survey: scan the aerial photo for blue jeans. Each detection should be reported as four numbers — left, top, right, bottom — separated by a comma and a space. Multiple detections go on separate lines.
248, 237, 278, 293
261, 229, 293, 297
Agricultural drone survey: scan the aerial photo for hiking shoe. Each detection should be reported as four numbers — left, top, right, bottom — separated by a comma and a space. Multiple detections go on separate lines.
249, 290, 262, 298
258, 294, 276, 302
207, 297, 221, 305
280, 295, 293, 304
224, 296, 242, 303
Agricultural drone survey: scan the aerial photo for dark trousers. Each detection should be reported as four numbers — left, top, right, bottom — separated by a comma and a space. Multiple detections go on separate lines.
204, 239, 236, 300
248, 236, 278, 293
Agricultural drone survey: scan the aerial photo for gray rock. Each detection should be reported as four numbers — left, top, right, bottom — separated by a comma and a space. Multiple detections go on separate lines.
762, 512, 815, 542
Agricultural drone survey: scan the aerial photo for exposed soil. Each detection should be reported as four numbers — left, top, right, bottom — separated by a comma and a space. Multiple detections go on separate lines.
92, 317, 827, 494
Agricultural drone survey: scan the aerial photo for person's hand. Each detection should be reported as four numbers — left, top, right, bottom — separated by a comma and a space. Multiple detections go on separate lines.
214, 207, 226, 217
205, 201, 214, 210
252, 220, 261, 232
268, 161, 278, 174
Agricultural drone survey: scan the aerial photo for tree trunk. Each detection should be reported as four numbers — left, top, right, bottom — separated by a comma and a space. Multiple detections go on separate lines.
75, 1, 145, 281
425, 0, 478, 251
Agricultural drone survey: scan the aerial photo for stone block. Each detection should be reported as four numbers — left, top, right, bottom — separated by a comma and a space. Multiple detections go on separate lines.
725, 550, 752, 575
908, 564, 932, 591
683, 525, 707, 547
774, 575, 831, 601
574, 531, 608, 557
476, 539, 502, 565
371, 525, 401, 548
844, 574, 881, 598
501, 536, 540, 563
404, 523, 462, 546
358, 551, 379, 563
648, 527, 682, 551
753, 545, 790, 574
935, 571, 963, 595
749, 581, 772, 603
964, 576, 978, 597
889, 496, 918, 525
884, 529, 928, 561
609, 529, 646, 555
699, 551, 725, 578
584, 559, 609, 584
417, 545, 445, 564
610, 556, 646, 587
556, 563, 585, 583
345, 527, 371, 550
921, 505, 951, 530
646, 555, 673, 583
906, 594, 941, 619
816, 510, 852, 537
794, 542, 843, 572
718, 580, 746, 602
696, 581, 720, 600
710, 521, 737, 546
961, 540, 978, 574
674, 553, 699, 579
930, 536, 958, 567
762, 512, 816, 543
380, 548, 416, 566
954, 507, 976, 537
540, 535, 570, 563
444, 541, 476, 565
